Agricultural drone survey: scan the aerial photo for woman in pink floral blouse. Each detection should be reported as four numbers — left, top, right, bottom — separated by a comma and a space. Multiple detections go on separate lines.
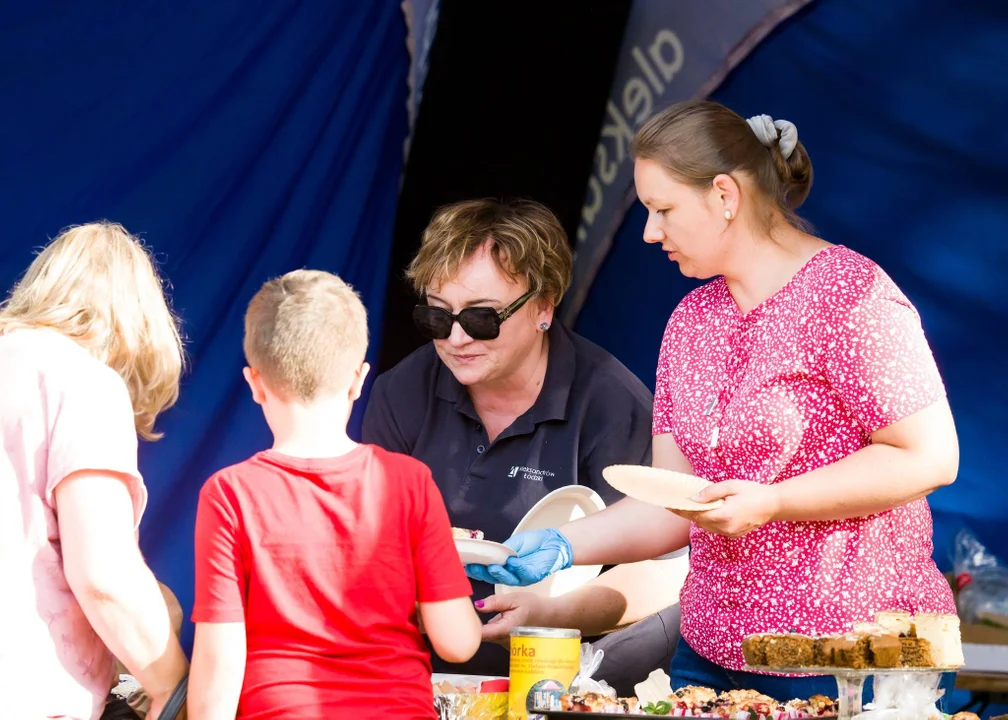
468, 100, 959, 702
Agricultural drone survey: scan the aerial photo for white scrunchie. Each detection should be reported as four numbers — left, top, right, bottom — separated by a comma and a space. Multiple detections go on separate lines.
746, 114, 799, 159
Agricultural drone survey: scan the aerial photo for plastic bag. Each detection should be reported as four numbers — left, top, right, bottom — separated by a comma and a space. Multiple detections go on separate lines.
568, 642, 616, 698
854, 672, 943, 720
432, 675, 508, 720
953, 529, 1008, 628
110, 674, 152, 718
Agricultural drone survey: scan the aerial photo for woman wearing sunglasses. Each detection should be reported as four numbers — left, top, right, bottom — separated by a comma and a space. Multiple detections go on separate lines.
361, 198, 686, 694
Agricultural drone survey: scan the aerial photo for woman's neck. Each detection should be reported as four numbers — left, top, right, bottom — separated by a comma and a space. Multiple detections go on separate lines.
723, 226, 830, 314
469, 334, 550, 431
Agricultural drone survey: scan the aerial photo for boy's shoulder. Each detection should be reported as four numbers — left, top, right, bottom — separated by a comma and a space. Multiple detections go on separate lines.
199, 446, 433, 498
361, 443, 434, 485
360, 445, 440, 511
197, 453, 269, 503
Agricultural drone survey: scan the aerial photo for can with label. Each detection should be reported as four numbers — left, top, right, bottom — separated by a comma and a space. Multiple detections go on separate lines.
508, 626, 581, 720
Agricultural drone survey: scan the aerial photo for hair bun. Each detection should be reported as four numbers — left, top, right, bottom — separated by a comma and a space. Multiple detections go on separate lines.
774, 141, 813, 210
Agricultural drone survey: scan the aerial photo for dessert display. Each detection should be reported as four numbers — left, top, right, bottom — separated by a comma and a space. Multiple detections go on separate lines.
559, 692, 640, 714
741, 611, 964, 670
556, 686, 838, 717
451, 526, 485, 540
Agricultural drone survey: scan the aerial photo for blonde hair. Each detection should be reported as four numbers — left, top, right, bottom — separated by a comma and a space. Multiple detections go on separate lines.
0, 222, 184, 440
243, 269, 368, 401
406, 199, 573, 305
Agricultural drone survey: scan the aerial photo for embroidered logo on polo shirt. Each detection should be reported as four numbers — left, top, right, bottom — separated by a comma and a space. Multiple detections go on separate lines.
507, 466, 556, 482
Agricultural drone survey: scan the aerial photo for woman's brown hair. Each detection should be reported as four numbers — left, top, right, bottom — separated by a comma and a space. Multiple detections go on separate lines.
407, 198, 572, 306
633, 100, 813, 230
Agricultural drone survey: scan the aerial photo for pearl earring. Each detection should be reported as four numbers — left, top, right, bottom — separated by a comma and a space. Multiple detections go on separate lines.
724, 209, 733, 221
539, 322, 550, 331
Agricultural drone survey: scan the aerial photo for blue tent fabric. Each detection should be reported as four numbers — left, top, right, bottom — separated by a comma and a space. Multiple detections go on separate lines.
0, 1, 408, 650
575, 0, 1008, 568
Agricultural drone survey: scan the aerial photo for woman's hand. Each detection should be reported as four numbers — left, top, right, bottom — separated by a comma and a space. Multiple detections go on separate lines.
465, 529, 573, 586
475, 592, 545, 646
676, 480, 781, 538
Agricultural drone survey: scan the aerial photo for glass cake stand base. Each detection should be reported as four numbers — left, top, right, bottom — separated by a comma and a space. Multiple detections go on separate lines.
743, 666, 953, 720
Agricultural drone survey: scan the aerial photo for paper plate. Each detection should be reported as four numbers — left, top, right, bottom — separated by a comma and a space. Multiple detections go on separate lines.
496, 485, 606, 598
601, 465, 724, 511
456, 537, 516, 566
514, 485, 607, 534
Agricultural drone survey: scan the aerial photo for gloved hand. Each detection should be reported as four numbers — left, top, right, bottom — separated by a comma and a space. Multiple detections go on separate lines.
466, 528, 574, 586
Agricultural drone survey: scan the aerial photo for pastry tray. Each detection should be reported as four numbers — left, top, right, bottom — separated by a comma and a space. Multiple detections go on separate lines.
540, 709, 838, 713
742, 665, 958, 676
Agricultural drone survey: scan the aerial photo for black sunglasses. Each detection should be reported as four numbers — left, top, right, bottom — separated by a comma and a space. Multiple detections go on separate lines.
413, 290, 535, 341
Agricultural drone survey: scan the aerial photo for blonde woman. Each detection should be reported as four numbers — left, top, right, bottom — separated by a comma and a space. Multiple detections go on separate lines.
0, 223, 189, 720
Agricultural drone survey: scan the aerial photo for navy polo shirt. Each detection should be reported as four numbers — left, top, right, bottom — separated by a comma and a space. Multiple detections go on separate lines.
362, 324, 659, 678
362, 324, 653, 548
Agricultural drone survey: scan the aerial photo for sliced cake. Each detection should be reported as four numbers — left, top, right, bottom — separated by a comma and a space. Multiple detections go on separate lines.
813, 635, 842, 666
867, 634, 903, 668
874, 610, 916, 637
914, 613, 965, 667
741, 635, 767, 666
831, 633, 871, 669
899, 636, 935, 667
762, 634, 816, 667
451, 526, 484, 540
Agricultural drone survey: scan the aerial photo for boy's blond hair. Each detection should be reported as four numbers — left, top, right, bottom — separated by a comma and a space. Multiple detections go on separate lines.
243, 269, 368, 401
0, 221, 184, 440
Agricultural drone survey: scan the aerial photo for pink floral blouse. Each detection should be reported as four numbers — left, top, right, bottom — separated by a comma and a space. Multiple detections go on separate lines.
653, 245, 957, 671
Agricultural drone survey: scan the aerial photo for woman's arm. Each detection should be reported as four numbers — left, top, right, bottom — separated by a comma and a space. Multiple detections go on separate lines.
774, 399, 957, 520
479, 551, 688, 642
764, 274, 959, 521
690, 397, 958, 537
467, 434, 692, 587
56, 472, 189, 713
561, 433, 692, 566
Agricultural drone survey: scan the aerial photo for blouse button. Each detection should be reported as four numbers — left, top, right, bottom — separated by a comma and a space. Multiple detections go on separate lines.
477, 445, 485, 454
476, 424, 483, 432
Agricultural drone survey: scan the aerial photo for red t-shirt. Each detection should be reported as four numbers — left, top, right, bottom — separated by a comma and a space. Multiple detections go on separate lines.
192, 444, 471, 719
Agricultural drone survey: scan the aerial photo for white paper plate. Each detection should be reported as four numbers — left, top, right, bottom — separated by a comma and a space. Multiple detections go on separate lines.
496, 485, 606, 598
601, 464, 724, 512
456, 537, 516, 566
514, 485, 607, 534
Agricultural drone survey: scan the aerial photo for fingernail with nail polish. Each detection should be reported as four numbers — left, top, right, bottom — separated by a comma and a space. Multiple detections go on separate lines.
474, 600, 485, 609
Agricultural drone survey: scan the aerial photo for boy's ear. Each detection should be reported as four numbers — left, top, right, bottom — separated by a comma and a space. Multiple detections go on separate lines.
349, 362, 370, 402
243, 367, 266, 405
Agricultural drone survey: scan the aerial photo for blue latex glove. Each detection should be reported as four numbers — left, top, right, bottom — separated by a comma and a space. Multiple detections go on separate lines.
465, 528, 574, 586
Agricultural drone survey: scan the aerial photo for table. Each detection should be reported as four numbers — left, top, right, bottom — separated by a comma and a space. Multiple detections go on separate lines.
954, 671, 1008, 716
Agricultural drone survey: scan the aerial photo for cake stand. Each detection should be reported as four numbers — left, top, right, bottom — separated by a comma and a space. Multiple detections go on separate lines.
742, 666, 954, 720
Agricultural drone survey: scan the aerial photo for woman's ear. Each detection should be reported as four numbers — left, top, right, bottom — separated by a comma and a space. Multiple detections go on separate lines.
533, 298, 555, 331
711, 173, 741, 220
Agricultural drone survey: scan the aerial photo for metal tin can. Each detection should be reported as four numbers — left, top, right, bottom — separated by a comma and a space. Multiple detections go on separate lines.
508, 626, 581, 720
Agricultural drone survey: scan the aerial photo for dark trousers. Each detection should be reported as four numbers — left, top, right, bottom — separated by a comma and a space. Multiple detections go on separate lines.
591, 603, 682, 697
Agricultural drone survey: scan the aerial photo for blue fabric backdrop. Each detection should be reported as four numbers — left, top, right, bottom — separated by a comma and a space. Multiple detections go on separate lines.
575, 0, 1008, 569
0, 2, 409, 650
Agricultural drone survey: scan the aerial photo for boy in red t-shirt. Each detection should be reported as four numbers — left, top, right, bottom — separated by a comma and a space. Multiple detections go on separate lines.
188, 270, 481, 719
